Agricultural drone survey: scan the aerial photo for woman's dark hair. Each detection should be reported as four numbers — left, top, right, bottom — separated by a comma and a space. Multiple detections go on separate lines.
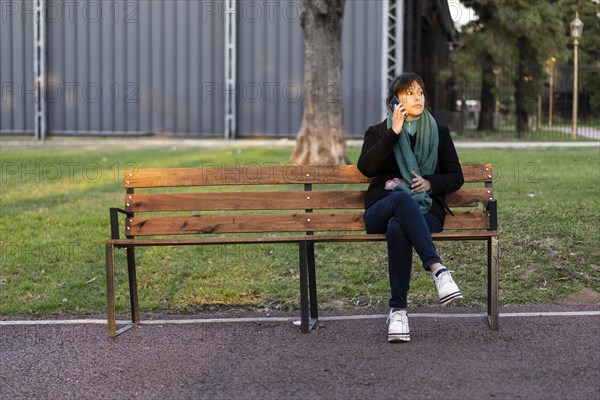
386, 72, 428, 108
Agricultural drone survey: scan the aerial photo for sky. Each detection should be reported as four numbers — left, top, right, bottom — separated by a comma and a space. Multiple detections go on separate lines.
447, 1, 477, 28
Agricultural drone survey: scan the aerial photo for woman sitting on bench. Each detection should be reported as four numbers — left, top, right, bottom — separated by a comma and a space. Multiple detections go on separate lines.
357, 72, 464, 342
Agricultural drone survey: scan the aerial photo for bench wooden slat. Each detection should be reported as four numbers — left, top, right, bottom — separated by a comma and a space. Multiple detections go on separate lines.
124, 165, 368, 188
126, 187, 494, 212
127, 210, 490, 236
124, 164, 492, 188
128, 212, 366, 235
443, 210, 491, 230
462, 163, 493, 183
445, 188, 494, 207
126, 191, 367, 212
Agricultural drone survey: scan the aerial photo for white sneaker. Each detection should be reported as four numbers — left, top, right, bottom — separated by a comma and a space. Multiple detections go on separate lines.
387, 309, 410, 342
433, 267, 463, 305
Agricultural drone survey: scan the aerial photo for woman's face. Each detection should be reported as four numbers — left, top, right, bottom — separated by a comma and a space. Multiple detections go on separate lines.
396, 82, 425, 120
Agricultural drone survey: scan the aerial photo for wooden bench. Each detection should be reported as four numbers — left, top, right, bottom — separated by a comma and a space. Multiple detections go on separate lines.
105, 164, 499, 337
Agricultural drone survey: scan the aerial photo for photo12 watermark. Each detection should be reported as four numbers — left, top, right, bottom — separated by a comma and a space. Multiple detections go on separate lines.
1, 162, 140, 184
2, 82, 139, 105
200, 1, 304, 24
1, 1, 139, 24
0, 241, 105, 265
200, 81, 341, 105
1, 1, 307, 25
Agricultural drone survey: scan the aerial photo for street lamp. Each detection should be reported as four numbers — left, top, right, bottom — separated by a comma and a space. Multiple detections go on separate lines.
570, 12, 584, 139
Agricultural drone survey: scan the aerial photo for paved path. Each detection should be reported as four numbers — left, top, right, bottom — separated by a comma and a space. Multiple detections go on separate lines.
548, 126, 600, 140
2, 305, 599, 400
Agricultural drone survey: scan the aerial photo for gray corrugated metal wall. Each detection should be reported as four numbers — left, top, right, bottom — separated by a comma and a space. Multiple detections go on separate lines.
1, 0, 35, 134
236, 0, 304, 137
1, 0, 381, 138
343, 0, 383, 137
43, 0, 225, 135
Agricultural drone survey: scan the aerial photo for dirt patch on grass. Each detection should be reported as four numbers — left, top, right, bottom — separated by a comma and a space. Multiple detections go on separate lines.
519, 263, 540, 281
562, 287, 600, 305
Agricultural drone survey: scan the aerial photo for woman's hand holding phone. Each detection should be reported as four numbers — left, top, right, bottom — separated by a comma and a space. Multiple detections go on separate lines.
389, 96, 408, 135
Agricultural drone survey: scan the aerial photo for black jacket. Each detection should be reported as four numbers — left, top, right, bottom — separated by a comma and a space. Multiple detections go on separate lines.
357, 120, 464, 225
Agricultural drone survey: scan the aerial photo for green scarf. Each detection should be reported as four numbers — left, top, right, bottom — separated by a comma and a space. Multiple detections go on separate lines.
386, 109, 439, 213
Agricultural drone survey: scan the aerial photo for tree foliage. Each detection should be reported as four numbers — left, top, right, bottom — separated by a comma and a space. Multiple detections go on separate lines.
455, 0, 599, 135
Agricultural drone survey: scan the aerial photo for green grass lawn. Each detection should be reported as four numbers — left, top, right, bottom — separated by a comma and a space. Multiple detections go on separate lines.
1, 142, 599, 316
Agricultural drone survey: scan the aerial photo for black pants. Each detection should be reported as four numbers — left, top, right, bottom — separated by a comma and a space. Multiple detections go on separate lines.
364, 191, 443, 308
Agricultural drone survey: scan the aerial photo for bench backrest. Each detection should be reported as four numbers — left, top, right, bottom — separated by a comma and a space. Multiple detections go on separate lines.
122, 164, 494, 237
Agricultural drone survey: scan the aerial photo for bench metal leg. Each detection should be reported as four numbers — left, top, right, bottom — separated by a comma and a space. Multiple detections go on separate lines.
298, 241, 318, 333
106, 243, 117, 337
106, 244, 138, 337
307, 242, 318, 321
487, 236, 500, 330
126, 247, 140, 325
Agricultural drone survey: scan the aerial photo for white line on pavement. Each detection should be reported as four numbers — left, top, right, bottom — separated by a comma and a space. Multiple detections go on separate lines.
1, 311, 599, 327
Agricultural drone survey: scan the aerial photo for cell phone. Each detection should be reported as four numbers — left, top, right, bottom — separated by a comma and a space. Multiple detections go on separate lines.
388, 96, 400, 112
388, 96, 408, 118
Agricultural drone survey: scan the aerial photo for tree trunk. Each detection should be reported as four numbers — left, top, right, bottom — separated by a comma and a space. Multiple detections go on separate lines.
515, 58, 528, 138
515, 36, 534, 138
290, 0, 347, 165
477, 53, 496, 131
